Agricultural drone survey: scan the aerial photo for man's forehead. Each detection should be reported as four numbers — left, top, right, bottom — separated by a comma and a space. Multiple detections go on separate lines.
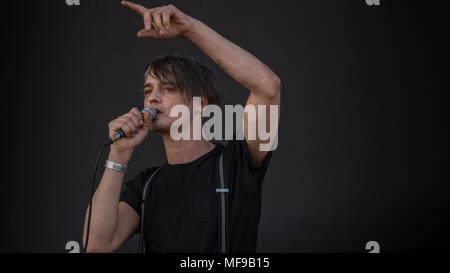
145, 74, 176, 86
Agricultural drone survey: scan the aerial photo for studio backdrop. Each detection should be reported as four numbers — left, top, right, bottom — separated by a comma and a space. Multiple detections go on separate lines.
0, 0, 448, 252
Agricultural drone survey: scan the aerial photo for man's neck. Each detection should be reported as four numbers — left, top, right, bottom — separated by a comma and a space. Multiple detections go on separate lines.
161, 135, 216, 165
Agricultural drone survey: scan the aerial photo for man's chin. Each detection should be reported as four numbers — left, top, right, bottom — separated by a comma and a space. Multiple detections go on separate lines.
149, 123, 170, 135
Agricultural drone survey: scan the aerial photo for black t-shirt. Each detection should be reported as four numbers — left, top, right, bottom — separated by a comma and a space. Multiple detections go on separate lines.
119, 139, 273, 253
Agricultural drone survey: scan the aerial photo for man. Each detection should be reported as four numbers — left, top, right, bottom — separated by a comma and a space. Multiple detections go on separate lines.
82, 1, 281, 253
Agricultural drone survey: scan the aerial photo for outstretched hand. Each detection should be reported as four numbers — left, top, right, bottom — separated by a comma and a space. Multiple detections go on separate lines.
121, 1, 194, 39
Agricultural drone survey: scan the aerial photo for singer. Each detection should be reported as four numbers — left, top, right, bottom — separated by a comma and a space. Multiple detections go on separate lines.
82, 1, 281, 253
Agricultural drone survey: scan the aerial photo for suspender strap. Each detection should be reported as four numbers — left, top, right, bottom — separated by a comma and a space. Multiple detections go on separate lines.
137, 151, 229, 253
138, 167, 161, 254
216, 152, 230, 253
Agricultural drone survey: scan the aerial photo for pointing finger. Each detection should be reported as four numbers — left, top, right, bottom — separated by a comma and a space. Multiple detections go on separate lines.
121, 1, 146, 16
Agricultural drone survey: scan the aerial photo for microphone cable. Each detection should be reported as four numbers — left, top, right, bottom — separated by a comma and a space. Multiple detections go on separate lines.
83, 142, 109, 253
83, 107, 156, 253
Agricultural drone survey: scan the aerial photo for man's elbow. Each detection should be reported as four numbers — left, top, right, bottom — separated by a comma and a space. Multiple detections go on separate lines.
263, 74, 281, 99
272, 74, 281, 93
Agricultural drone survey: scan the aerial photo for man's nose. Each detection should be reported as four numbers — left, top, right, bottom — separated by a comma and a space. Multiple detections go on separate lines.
147, 89, 162, 104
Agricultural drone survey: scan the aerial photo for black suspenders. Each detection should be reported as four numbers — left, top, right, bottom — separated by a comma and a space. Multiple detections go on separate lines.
138, 151, 229, 253
138, 167, 161, 253
216, 152, 230, 253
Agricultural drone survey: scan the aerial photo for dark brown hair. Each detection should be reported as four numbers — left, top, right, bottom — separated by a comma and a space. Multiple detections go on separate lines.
143, 54, 222, 106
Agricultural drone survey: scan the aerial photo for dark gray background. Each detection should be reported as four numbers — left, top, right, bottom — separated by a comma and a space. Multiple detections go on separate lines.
0, 0, 448, 252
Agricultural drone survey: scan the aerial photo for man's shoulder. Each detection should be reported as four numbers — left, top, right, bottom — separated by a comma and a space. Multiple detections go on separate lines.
141, 166, 162, 178
127, 166, 162, 186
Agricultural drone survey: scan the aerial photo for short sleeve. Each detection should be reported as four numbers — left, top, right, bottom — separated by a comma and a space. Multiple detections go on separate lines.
119, 167, 156, 216
222, 134, 274, 193
226, 134, 274, 170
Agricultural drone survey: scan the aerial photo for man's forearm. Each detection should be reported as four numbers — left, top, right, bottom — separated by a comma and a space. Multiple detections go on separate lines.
82, 151, 131, 252
183, 18, 280, 97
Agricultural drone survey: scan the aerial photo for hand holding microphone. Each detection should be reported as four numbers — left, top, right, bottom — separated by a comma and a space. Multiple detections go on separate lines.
105, 107, 157, 152
84, 106, 157, 253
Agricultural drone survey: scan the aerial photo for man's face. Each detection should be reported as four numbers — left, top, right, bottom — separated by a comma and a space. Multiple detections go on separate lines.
143, 74, 189, 134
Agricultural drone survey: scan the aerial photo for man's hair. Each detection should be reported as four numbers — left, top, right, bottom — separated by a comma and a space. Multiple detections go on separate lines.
143, 54, 222, 106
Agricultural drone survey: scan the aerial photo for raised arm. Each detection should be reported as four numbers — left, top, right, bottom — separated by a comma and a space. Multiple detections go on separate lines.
183, 18, 281, 166
122, 1, 281, 166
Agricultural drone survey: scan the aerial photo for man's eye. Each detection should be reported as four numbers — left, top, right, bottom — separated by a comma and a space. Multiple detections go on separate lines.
143, 90, 152, 96
164, 88, 174, 92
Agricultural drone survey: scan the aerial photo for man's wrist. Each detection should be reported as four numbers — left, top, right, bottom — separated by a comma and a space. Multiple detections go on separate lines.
108, 149, 133, 165
182, 18, 202, 41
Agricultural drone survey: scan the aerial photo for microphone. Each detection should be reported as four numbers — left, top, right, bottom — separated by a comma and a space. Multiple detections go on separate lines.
104, 107, 157, 146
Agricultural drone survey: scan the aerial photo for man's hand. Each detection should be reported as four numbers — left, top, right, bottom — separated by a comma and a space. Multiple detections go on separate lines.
108, 107, 152, 158
121, 1, 194, 39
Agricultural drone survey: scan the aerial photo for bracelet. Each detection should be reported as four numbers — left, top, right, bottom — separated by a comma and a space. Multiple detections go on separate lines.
105, 160, 128, 173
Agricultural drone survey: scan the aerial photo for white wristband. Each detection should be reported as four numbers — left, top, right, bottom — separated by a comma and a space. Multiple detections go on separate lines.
105, 160, 128, 173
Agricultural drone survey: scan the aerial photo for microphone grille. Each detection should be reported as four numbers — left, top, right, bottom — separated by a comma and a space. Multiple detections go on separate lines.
141, 107, 157, 120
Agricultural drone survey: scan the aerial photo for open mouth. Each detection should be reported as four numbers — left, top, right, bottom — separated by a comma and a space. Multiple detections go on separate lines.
153, 108, 163, 119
